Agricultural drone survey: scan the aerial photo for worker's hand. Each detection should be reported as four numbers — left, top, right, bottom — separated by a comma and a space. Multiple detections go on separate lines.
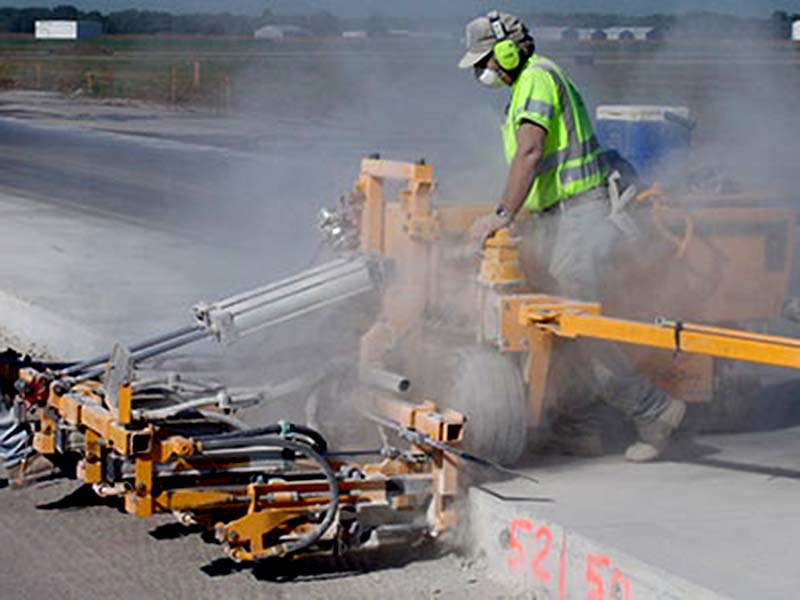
470, 213, 511, 248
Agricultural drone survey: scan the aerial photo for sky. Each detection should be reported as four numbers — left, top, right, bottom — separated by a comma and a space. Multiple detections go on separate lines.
1, 0, 798, 17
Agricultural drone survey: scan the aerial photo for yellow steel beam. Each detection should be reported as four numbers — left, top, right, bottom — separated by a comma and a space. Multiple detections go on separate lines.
522, 306, 800, 370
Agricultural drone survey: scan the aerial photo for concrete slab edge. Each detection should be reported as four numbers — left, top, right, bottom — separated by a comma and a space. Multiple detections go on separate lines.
468, 486, 729, 600
0, 288, 112, 360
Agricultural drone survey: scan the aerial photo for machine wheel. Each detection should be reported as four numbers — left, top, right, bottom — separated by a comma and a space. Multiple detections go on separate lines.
442, 347, 528, 466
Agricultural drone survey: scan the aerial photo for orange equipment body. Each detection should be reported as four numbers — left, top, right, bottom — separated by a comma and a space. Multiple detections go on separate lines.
13, 158, 800, 565
350, 158, 799, 430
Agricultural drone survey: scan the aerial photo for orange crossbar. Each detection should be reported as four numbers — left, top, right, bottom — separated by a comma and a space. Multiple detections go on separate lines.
524, 308, 800, 370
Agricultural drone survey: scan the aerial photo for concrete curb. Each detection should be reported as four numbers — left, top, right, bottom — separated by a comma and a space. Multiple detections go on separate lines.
0, 288, 112, 360
468, 486, 729, 600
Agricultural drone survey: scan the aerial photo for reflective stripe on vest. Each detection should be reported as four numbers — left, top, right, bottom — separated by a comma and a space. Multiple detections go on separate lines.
560, 154, 607, 185
519, 98, 555, 121
534, 135, 601, 177
528, 59, 601, 185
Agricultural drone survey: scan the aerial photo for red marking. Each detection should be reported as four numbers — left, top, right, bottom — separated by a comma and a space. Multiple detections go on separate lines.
586, 554, 611, 600
532, 526, 553, 582
558, 532, 567, 600
507, 518, 533, 572
610, 569, 632, 600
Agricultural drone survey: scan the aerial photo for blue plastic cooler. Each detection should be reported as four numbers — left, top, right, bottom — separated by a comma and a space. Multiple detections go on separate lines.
595, 105, 692, 187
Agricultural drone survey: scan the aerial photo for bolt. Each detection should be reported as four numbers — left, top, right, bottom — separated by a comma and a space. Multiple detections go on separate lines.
228, 531, 239, 541
136, 482, 147, 494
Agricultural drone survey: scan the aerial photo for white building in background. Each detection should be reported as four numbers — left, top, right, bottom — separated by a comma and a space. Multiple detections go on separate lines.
35, 20, 102, 40
342, 30, 368, 39
532, 25, 655, 42
254, 24, 311, 40
603, 27, 654, 41
793, 20, 800, 44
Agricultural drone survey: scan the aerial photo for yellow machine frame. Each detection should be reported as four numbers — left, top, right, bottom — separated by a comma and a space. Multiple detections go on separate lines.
14, 157, 800, 565
350, 158, 800, 429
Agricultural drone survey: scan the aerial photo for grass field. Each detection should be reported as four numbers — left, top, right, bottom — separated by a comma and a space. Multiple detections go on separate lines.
0, 34, 798, 107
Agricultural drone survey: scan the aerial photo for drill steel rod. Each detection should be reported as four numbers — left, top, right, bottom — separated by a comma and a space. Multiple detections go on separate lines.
60, 325, 205, 376
367, 413, 539, 485
75, 329, 211, 382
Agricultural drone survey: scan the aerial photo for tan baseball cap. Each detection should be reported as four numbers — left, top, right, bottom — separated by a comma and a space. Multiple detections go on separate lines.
458, 12, 529, 69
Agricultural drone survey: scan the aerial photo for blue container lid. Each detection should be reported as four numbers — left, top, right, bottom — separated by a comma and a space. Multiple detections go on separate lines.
596, 105, 693, 130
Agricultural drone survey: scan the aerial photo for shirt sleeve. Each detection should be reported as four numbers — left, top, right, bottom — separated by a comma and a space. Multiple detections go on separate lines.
513, 68, 558, 132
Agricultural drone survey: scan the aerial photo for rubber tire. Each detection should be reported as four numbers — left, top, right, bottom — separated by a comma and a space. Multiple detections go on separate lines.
441, 347, 528, 467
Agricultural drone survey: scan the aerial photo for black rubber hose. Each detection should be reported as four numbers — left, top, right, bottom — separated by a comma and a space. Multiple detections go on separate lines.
198, 422, 328, 454
202, 436, 339, 558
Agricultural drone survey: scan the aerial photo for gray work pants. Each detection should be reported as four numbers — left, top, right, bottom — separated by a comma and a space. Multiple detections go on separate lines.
0, 392, 29, 468
519, 185, 668, 422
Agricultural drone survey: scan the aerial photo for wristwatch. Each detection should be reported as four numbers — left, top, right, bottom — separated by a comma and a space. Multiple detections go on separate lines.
495, 204, 512, 222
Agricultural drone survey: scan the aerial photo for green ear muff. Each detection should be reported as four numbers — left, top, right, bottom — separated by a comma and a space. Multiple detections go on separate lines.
494, 38, 520, 71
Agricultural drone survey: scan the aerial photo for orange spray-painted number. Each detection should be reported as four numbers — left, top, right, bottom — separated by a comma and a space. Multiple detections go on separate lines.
586, 554, 611, 600
532, 525, 553, 582
609, 569, 632, 600
507, 518, 534, 572
506, 519, 554, 582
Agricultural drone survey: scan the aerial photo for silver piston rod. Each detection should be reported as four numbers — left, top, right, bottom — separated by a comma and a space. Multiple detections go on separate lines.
71, 255, 384, 380
193, 254, 385, 344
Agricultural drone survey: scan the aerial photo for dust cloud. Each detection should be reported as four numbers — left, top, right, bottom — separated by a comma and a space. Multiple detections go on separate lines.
188, 34, 507, 438
105, 16, 800, 449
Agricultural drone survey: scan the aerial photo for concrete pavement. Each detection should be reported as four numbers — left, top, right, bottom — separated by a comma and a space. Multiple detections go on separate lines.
0, 187, 261, 358
473, 425, 800, 599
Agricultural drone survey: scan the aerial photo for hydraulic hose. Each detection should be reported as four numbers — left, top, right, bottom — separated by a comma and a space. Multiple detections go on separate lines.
199, 422, 328, 454
200, 435, 339, 558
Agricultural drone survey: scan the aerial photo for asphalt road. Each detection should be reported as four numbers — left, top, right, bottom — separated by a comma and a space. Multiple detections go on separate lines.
0, 116, 321, 270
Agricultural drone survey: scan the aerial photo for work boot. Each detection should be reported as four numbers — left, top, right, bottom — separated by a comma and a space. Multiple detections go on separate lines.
625, 398, 686, 463
5, 454, 56, 489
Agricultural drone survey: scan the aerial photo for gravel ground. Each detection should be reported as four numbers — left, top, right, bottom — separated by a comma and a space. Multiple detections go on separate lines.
0, 477, 518, 600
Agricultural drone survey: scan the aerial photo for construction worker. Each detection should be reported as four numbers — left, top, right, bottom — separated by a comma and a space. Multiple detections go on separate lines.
0, 354, 51, 487
0, 390, 33, 486
461, 11, 686, 462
